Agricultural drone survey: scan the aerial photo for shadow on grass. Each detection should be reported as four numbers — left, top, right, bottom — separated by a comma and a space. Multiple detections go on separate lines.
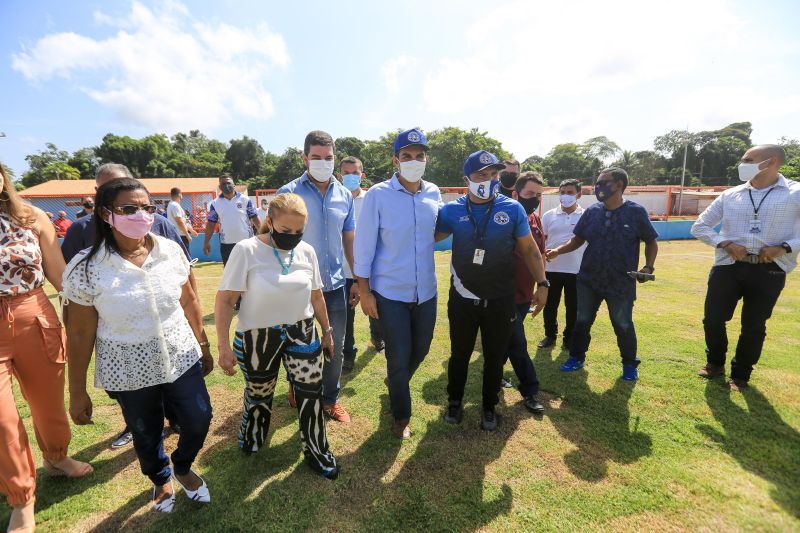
698, 382, 800, 518
340, 346, 382, 389
535, 347, 653, 481
356, 357, 515, 532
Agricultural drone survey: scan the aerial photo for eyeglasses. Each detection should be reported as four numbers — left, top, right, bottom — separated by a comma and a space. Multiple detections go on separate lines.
112, 204, 157, 215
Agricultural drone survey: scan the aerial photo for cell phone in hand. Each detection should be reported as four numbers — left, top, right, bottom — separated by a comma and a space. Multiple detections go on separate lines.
627, 271, 655, 281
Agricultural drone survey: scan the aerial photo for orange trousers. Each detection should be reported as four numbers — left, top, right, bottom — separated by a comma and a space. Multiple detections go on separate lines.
0, 288, 71, 506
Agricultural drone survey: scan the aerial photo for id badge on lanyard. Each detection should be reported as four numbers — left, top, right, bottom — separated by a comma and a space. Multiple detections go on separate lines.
748, 187, 774, 234
749, 219, 762, 234
473, 249, 485, 265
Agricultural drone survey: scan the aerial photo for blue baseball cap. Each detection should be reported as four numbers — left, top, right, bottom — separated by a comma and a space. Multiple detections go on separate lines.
463, 150, 505, 177
394, 128, 428, 153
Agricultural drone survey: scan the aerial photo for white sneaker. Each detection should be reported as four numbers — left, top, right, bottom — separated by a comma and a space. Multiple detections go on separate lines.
175, 471, 210, 504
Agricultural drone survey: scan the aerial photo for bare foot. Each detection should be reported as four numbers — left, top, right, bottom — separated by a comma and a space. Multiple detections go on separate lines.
175, 471, 202, 491
153, 481, 174, 505
45, 456, 93, 478
7, 498, 35, 532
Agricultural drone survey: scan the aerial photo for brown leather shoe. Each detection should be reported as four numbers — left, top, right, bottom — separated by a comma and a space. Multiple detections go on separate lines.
391, 418, 411, 439
698, 364, 725, 379
728, 378, 749, 392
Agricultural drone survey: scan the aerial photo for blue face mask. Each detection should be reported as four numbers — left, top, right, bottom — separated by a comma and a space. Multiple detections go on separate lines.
594, 181, 616, 202
342, 173, 361, 191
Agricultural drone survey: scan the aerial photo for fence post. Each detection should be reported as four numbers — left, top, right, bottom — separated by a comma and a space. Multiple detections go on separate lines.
665, 186, 672, 222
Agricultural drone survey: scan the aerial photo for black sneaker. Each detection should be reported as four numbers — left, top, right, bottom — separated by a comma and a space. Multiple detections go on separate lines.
371, 337, 385, 352
537, 336, 556, 348
443, 400, 463, 424
480, 408, 497, 431
500, 378, 514, 389
523, 396, 545, 415
110, 430, 133, 449
342, 359, 354, 374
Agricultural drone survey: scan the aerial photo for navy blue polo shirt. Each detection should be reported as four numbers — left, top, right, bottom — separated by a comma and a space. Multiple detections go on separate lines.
437, 194, 530, 300
573, 200, 658, 300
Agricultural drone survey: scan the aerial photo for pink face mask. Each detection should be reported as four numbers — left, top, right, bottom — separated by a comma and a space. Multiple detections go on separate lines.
105, 210, 154, 239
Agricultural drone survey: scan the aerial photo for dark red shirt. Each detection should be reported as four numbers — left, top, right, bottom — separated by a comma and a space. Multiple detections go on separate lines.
513, 212, 545, 304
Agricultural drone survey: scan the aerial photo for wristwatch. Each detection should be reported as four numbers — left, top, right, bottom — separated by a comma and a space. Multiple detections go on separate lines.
537, 279, 551, 288
782, 242, 792, 254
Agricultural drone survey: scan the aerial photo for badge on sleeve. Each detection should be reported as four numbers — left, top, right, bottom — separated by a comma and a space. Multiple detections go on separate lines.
749, 219, 762, 234
473, 249, 485, 265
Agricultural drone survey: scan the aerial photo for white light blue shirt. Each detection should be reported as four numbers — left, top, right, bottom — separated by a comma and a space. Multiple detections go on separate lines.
278, 173, 355, 292
354, 174, 441, 303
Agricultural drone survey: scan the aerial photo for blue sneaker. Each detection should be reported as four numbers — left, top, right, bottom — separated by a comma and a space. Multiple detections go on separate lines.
622, 364, 638, 381
560, 357, 584, 372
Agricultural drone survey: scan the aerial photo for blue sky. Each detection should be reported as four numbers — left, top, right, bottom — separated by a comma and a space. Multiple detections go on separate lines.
2, 0, 799, 178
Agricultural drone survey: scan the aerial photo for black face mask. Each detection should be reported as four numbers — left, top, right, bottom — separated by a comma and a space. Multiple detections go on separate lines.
83, 202, 94, 209
518, 196, 540, 215
220, 183, 235, 194
499, 171, 518, 189
271, 229, 303, 250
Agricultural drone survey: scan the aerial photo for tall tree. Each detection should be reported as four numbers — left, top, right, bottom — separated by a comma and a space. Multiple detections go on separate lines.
581, 136, 621, 161
225, 136, 265, 181
21, 143, 76, 187
426, 127, 511, 187
540, 143, 600, 185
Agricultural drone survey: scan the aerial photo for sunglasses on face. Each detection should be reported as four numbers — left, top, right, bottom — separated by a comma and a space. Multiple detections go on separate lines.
111, 204, 157, 215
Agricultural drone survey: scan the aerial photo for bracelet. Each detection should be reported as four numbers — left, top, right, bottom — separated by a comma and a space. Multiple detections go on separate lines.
198, 341, 210, 347
322, 326, 333, 335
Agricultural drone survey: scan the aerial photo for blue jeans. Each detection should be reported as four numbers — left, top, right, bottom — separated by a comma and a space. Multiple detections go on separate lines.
113, 361, 212, 486
569, 281, 639, 367
343, 278, 383, 363
322, 287, 347, 405
374, 291, 437, 421
504, 302, 540, 397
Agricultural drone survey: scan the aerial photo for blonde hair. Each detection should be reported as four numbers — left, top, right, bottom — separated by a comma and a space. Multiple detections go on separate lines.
0, 164, 34, 227
259, 193, 308, 234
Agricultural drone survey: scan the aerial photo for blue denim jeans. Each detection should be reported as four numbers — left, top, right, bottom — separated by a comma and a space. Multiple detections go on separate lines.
374, 291, 437, 421
504, 302, 540, 397
569, 281, 639, 367
113, 361, 212, 486
343, 278, 383, 363
322, 287, 347, 405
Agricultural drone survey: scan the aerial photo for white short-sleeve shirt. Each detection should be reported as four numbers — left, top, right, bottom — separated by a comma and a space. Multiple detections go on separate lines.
61, 235, 200, 392
166, 200, 188, 236
208, 193, 256, 244
218, 237, 322, 331
541, 204, 587, 274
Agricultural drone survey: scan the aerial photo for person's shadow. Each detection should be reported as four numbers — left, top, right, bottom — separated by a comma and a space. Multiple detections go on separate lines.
536, 346, 653, 481
697, 382, 800, 518
355, 357, 515, 531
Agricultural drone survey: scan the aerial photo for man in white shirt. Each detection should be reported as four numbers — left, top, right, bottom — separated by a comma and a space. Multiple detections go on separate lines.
256, 198, 269, 225
691, 144, 800, 391
203, 175, 260, 265
167, 187, 198, 252
339, 156, 383, 374
540, 179, 587, 349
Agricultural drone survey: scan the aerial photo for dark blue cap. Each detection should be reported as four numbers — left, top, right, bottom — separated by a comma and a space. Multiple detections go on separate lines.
463, 150, 505, 176
394, 128, 428, 153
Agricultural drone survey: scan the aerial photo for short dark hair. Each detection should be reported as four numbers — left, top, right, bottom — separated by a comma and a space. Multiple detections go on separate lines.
304, 130, 335, 155
515, 171, 544, 193
504, 159, 520, 168
219, 173, 233, 183
599, 167, 628, 191
558, 179, 582, 194
170, 187, 181, 198
340, 156, 363, 173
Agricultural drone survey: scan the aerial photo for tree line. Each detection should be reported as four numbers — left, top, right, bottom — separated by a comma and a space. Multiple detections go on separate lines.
12, 122, 800, 191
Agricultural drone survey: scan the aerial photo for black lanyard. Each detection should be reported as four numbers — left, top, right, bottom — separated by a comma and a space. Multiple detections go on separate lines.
465, 196, 496, 244
748, 187, 775, 219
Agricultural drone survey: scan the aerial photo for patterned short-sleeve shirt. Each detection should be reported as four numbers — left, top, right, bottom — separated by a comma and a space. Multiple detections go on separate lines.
0, 212, 44, 297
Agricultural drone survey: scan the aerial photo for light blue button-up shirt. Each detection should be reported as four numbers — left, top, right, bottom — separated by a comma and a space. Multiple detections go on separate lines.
278, 173, 355, 292
354, 174, 441, 303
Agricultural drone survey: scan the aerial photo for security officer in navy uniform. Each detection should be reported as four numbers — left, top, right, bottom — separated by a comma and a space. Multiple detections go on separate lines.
435, 151, 549, 431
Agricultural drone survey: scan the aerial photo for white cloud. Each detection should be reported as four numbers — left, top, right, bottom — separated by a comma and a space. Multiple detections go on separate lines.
381, 54, 418, 93
11, 1, 289, 131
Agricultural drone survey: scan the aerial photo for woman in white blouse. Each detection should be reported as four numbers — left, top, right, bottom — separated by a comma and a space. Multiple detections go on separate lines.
63, 178, 213, 513
215, 192, 338, 479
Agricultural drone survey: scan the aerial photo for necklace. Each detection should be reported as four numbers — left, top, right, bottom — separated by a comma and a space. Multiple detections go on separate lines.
271, 236, 295, 274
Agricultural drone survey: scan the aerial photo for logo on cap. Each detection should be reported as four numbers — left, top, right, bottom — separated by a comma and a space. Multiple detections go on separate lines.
407, 131, 421, 143
479, 152, 492, 165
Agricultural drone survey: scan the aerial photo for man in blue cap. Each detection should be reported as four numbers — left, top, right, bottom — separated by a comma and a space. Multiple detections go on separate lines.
354, 128, 442, 439
435, 150, 549, 431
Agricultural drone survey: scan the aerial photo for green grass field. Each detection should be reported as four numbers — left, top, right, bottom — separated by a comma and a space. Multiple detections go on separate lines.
3, 240, 799, 532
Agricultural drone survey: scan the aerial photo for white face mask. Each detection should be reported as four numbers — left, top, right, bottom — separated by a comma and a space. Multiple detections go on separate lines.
308, 159, 334, 182
468, 179, 497, 200
737, 159, 769, 182
399, 160, 426, 183
560, 194, 578, 208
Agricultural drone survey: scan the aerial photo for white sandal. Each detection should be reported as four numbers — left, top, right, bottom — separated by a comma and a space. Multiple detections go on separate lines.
152, 485, 176, 513
174, 470, 210, 504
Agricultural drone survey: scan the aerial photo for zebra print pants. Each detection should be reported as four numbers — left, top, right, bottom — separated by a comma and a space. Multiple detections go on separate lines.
233, 318, 337, 475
